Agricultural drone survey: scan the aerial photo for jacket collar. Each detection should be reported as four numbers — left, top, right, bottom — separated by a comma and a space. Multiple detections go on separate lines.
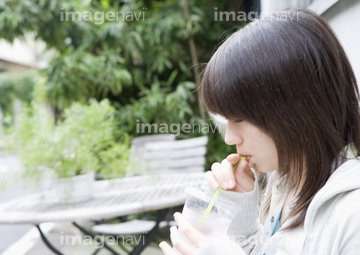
304, 150, 360, 234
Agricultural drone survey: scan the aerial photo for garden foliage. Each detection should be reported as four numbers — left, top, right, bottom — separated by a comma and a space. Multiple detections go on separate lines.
0, 0, 244, 170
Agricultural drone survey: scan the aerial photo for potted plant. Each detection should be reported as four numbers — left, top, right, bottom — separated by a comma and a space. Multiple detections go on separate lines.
7, 82, 130, 203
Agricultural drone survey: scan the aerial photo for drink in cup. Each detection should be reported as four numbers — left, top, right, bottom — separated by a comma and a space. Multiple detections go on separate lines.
173, 186, 236, 254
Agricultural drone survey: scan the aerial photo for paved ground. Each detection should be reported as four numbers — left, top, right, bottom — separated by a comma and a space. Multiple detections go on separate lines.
0, 154, 164, 255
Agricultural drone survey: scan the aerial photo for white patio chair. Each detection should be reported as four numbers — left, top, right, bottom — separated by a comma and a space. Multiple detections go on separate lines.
92, 136, 208, 250
143, 136, 208, 174
126, 134, 176, 176
130, 134, 176, 149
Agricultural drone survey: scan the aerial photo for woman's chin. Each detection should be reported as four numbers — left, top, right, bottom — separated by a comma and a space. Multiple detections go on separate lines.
256, 165, 277, 173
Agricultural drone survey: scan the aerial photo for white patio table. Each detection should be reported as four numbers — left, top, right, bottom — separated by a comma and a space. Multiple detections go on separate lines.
0, 172, 205, 255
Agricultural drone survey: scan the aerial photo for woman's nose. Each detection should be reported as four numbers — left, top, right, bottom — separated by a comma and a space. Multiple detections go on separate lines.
224, 122, 243, 145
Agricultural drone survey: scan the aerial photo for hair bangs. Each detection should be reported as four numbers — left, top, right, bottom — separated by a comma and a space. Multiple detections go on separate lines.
201, 41, 254, 123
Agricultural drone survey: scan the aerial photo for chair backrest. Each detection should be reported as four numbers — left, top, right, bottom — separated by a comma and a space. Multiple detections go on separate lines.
143, 136, 208, 174
130, 134, 176, 150
127, 134, 176, 176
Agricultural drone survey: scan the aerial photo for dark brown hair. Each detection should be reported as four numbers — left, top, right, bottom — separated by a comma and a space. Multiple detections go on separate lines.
201, 8, 360, 230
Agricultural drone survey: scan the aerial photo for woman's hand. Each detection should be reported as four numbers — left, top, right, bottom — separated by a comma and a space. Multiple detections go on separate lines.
205, 154, 255, 193
159, 212, 206, 255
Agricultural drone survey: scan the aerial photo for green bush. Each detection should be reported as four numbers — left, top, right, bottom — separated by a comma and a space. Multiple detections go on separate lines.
7, 82, 130, 182
0, 0, 246, 173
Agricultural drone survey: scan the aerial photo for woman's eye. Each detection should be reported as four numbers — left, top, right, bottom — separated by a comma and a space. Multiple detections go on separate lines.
234, 118, 243, 123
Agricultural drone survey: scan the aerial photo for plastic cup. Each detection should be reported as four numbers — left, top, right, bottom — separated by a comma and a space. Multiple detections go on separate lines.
173, 186, 236, 254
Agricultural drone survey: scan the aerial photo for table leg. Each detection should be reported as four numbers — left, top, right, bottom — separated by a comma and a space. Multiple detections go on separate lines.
35, 224, 64, 255
129, 208, 170, 255
72, 222, 122, 255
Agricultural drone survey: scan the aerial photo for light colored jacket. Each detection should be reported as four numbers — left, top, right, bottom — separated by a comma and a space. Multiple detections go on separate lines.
196, 156, 360, 255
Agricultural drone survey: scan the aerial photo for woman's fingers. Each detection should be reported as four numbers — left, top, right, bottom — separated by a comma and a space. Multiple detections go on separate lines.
205, 170, 220, 189
169, 226, 195, 254
159, 241, 176, 255
226, 153, 242, 165
234, 159, 255, 192
174, 213, 206, 249
210, 162, 224, 189
207, 154, 255, 193
210, 156, 239, 190
220, 158, 236, 189
159, 213, 206, 255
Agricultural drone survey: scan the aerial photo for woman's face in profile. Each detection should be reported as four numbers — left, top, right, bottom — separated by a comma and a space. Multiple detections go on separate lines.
225, 119, 278, 173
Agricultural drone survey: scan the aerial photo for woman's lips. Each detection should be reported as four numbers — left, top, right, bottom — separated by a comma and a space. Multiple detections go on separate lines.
245, 156, 251, 163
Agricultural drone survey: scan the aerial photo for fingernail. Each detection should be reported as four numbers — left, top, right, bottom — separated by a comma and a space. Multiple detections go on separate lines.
227, 179, 234, 188
222, 181, 228, 189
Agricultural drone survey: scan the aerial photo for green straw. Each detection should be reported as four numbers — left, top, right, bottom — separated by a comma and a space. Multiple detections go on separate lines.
201, 156, 247, 221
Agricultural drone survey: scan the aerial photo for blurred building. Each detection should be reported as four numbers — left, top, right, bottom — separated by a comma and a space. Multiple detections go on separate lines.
0, 35, 52, 134
0, 34, 50, 73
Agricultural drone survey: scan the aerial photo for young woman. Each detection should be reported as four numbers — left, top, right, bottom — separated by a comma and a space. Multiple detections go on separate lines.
159, 7, 360, 255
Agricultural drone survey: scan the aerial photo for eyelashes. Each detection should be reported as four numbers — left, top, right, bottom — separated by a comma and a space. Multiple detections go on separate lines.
234, 118, 244, 123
